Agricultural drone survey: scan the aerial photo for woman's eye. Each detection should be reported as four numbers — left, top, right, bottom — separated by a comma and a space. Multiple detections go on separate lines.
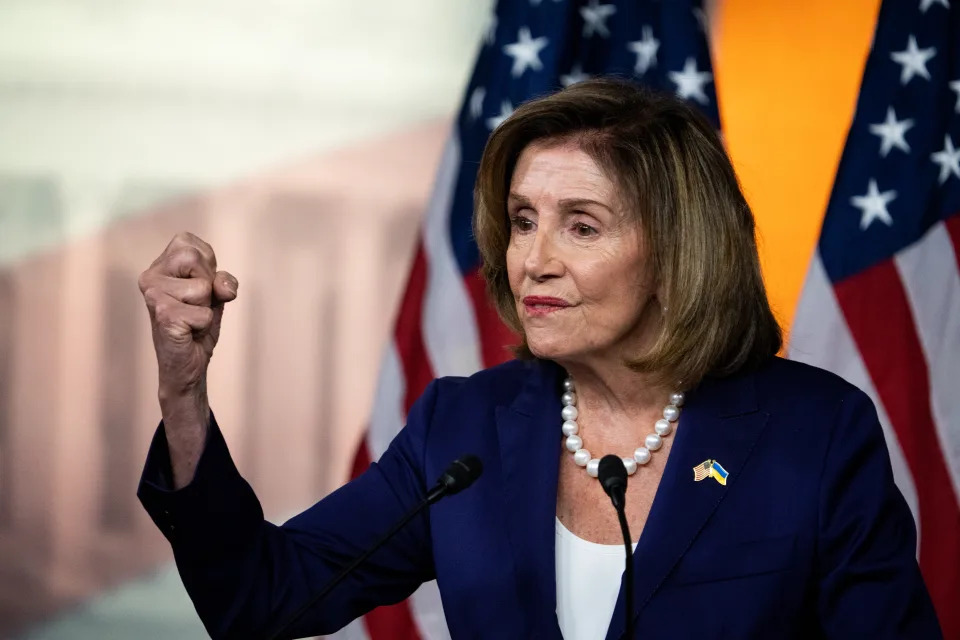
510, 215, 534, 232
573, 222, 597, 237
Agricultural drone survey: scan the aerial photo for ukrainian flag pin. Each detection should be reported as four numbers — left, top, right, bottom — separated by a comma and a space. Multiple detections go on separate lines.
693, 459, 729, 486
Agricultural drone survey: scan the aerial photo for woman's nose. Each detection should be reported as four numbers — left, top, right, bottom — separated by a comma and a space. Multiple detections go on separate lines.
524, 229, 561, 280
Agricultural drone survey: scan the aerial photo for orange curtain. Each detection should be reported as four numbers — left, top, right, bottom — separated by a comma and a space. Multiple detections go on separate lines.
712, 0, 883, 339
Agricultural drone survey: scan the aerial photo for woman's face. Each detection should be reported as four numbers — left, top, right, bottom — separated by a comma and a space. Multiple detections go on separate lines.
506, 141, 660, 365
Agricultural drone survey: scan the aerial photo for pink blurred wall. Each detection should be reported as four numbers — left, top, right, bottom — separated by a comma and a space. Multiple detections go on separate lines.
0, 120, 448, 634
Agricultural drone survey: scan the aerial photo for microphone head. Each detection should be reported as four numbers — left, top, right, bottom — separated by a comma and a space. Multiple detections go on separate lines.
439, 455, 483, 495
598, 454, 628, 498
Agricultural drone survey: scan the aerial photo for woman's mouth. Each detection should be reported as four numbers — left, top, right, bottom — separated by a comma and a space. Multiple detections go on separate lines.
522, 296, 571, 316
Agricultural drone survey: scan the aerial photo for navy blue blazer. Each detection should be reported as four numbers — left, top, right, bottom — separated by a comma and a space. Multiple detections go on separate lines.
138, 356, 943, 639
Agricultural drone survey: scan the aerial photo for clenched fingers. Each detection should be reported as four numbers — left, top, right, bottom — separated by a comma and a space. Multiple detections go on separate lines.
151, 293, 216, 339
164, 245, 216, 281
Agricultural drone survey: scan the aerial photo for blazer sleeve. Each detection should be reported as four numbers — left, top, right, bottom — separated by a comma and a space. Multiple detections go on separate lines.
136, 380, 442, 640
815, 388, 943, 638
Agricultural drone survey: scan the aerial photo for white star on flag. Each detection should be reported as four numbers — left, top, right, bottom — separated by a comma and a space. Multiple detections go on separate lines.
469, 87, 486, 121
851, 179, 896, 230
486, 100, 514, 131
950, 79, 960, 114
931, 135, 960, 184
890, 35, 936, 85
669, 57, 712, 104
503, 27, 549, 78
580, 0, 617, 38
868, 107, 914, 157
560, 64, 590, 87
919, 0, 949, 11
627, 26, 660, 75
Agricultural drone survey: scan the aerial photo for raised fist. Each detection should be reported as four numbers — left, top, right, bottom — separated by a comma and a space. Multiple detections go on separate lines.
138, 232, 238, 400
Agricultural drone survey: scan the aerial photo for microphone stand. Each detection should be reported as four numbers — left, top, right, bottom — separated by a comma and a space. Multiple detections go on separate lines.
614, 500, 634, 639
598, 455, 634, 639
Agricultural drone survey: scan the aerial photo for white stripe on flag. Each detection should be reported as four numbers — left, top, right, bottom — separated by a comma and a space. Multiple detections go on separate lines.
421, 135, 484, 377
895, 221, 960, 505
367, 341, 406, 460
789, 253, 921, 546
324, 617, 371, 640
408, 580, 452, 640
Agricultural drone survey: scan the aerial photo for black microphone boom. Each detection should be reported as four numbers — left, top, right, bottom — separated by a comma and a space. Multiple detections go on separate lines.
268, 455, 483, 639
598, 454, 634, 639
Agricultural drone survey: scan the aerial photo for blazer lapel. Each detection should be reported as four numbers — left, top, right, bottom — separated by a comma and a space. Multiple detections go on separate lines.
496, 359, 565, 640
606, 369, 771, 640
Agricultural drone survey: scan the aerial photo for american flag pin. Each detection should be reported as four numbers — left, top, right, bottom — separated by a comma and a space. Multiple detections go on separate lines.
693, 459, 729, 486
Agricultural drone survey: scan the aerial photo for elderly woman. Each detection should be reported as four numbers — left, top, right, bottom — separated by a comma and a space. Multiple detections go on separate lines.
137, 79, 942, 639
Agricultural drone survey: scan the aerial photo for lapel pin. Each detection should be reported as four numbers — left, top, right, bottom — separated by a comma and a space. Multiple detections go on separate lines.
693, 459, 729, 486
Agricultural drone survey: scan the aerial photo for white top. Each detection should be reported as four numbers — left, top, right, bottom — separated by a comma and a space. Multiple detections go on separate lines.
555, 517, 638, 640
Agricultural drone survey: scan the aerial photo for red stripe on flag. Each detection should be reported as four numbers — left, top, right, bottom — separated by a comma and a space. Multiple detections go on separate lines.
464, 268, 517, 368
396, 241, 436, 410
944, 212, 960, 273
362, 600, 423, 640
834, 260, 960, 638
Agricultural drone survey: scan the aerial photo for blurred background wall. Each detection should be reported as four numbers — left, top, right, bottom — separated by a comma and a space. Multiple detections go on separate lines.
0, 0, 888, 638
0, 1, 490, 637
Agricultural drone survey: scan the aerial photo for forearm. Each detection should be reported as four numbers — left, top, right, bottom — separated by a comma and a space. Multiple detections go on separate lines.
159, 383, 211, 489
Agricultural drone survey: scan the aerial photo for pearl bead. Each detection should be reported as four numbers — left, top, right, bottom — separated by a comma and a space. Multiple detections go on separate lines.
561, 420, 579, 436
655, 418, 672, 436
563, 378, 575, 391
645, 433, 663, 451
573, 449, 591, 466
671, 391, 685, 407
586, 458, 600, 478
663, 404, 680, 422
622, 457, 637, 475
634, 447, 651, 465
561, 405, 579, 421
561, 391, 577, 406
565, 435, 583, 452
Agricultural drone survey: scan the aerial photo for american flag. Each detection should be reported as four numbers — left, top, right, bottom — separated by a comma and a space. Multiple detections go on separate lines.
693, 460, 713, 482
332, 1, 717, 638
788, 0, 960, 637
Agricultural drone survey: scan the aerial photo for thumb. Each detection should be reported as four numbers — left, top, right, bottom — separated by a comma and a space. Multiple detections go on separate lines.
212, 270, 238, 304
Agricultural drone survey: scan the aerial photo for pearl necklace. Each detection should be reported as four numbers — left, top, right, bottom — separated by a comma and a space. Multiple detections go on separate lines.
561, 377, 684, 478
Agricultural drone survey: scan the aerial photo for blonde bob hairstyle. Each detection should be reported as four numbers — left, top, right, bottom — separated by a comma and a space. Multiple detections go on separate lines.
473, 77, 781, 389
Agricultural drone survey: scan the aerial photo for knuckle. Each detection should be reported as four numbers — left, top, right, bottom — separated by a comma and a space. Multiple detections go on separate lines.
169, 246, 205, 270
173, 230, 196, 244
142, 287, 161, 308
153, 301, 172, 324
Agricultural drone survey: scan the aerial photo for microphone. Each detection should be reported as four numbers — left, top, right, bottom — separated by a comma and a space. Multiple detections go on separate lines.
598, 455, 634, 640
426, 455, 483, 503
268, 455, 483, 640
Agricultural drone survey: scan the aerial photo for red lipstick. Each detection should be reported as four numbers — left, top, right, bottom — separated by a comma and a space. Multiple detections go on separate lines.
522, 296, 571, 316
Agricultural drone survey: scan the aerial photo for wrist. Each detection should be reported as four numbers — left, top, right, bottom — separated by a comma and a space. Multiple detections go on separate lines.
159, 383, 210, 427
